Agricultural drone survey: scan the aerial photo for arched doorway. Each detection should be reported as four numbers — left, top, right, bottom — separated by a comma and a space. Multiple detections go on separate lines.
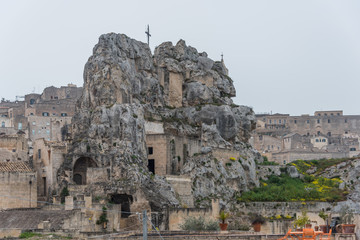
73, 157, 97, 185
110, 194, 133, 218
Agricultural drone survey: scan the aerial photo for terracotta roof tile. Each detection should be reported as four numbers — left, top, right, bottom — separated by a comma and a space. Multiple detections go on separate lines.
0, 162, 33, 172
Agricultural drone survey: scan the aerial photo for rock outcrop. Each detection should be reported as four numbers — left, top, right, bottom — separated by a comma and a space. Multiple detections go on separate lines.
58, 33, 260, 212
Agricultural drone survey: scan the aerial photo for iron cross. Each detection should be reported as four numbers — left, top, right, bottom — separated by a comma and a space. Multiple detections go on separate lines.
145, 25, 151, 45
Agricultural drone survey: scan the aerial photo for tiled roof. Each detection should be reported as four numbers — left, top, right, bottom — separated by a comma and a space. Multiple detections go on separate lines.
0, 162, 33, 172
0, 210, 74, 229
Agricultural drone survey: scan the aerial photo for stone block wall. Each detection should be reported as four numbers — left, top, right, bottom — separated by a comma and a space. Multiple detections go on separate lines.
166, 175, 194, 207
0, 172, 37, 209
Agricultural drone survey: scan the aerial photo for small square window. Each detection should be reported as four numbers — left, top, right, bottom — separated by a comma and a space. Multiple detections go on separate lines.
148, 147, 153, 155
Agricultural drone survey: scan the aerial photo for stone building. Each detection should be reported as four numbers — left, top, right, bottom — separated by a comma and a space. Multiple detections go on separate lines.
252, 110, 360, 163
32, 139, 67, 198
0, 162, 37, 209
0, 132, 28, 162
28, 115, 72, 141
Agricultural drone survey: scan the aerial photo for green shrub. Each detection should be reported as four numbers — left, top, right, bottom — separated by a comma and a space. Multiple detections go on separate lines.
238, 173, 347, 202
60, 187, 69, 204
96, 206, 109, 225
19, 232, 42, 239
180, 216, 219, 231
228, 221, 250, 231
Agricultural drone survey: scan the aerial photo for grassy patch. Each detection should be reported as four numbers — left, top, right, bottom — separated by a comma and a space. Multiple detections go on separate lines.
19, 232, 42, 239
238, 173, 347, 202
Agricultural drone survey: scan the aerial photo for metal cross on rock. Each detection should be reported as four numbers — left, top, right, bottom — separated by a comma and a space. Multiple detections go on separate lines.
145, 25, 151, 46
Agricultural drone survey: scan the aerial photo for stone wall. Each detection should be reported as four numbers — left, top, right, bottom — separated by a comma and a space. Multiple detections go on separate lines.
146, 134, 201, 176
166, 175, 194, 207
146, 134, 168, 175
33, 139, 67, 197
237, 201, 332, 219
0, 134, 28, 162
168, 200, 219, 231
0, 172, 37, 209
271, 151, 347, 164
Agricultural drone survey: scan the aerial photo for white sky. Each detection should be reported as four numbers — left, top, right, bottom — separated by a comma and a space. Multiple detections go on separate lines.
1, 0, 360, 116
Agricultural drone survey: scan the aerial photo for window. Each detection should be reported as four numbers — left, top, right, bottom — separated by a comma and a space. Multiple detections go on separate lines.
18, 123, 22, 130
1, 122, 4, 128
345, 119, 348, 123
322, 139, 326, 142
317, 119, 320, 123
61, 113, 67, 117
331, 113, 334, 116
29, 99, 35, 105
307, 132, 310, 136
318, 114, 321, 116
337, 113, 340, 116
283, 160, 286, 164
324, 113, 327, 116
46, 130, 50, 134
317, 131, 320, 136
42, 112, 49, 116
30, 113, 34, 116
307, 120, 309, 124
279, 120, 281, 124
284, 120, 286, 124
32, 130, 35, 135
148, 147, 153, 155
328, 119, 330, 123
327, 132, 331, 136
38, 149, 41, 159
345, 131, 348, 134
316, 139, 319, 142
269, 120, 272, 124
32, 121, 36, 125
350, 148, 356, 151
294, 120, 297, 124
274, 120, 277, 124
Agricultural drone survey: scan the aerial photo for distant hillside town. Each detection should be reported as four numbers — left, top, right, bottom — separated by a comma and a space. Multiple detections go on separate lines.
251, 110, 360, 164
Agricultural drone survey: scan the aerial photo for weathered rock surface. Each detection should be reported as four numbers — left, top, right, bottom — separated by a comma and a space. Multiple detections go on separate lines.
59, 32, 260, 211
182, 143, 260, 208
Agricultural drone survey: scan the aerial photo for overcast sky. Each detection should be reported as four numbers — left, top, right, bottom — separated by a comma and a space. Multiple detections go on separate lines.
1, 0, 360, 116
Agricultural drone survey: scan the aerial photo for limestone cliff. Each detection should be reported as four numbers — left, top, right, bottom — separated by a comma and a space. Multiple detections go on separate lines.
59, 33, 261, 211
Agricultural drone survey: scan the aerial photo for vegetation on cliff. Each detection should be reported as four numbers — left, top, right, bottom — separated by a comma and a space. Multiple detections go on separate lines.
238, 158, 351, 202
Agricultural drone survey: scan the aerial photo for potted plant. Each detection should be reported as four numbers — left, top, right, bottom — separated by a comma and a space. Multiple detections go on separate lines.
319, 210, 330, 233
338, 206, 355, 233
293, 209, 310, 230
251, 214, 266, 232
218, 210, 230, 231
